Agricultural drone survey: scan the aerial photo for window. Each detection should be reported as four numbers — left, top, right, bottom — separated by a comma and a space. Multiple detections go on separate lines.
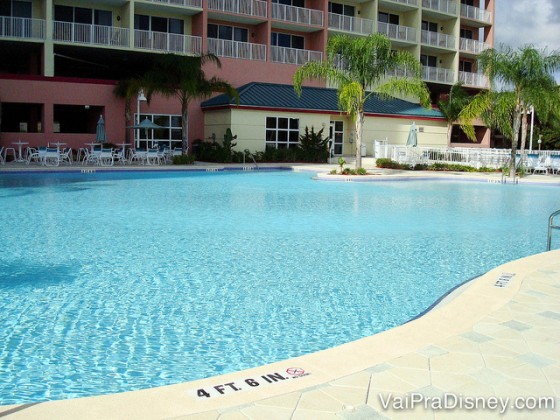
0, 0, 32, 18
266, 117, 300, 149
0, 103, 42, 133
53, 105, 103, 134
54, 6, 112, 25
207, 24, 248, 42
273, 0, 305, 7
422, 20, 438, 32
134, 15, 184, 34
459, 60, 473, 72
461, 0, 475, 6
420, 54, 437, 67
379, 12, 399, 25
328, 2, 355, 17
135, 114, 182, 149
271, 32, 304, 49
460, 28, 473, 39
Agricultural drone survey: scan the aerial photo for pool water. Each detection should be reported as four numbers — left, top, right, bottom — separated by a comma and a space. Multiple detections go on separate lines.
0, 170, 558, 404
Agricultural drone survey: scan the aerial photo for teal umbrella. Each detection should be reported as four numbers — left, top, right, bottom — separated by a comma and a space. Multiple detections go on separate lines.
406, 122, 417, 147
96, 115, 107, 143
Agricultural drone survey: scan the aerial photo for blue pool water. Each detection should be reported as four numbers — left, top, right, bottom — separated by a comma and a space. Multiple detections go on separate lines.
0, 170, 558, 404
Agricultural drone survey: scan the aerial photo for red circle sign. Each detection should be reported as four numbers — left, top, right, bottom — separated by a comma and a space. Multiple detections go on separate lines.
286, 367, 305, 376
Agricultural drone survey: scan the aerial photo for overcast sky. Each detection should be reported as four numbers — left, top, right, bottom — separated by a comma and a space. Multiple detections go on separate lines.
494, 0, 560, 51
493, 0, 560, 80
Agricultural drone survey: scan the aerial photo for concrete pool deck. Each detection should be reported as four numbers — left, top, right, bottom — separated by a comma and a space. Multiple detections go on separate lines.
0, 163, 559, 419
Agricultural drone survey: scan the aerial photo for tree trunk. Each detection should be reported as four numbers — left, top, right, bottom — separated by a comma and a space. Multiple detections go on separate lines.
509, 109, 521, 180
182, 101, 189, 155
519, 104, 528, 169
355, 112, 364, 169
447, 123, 453, 145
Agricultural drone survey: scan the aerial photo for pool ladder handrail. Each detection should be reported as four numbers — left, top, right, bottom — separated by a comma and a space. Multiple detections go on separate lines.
243, 149, 258, 170
547, 209, 560, 251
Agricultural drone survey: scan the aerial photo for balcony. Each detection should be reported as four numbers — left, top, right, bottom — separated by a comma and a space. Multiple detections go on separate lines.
422, 0, 457, 16
378, 22, 417, 44
270, 46, 322, 65
421, 30, 455, 49
53, 22, 129, 48
207, 38, 266, 61
422, 66, 455, 83
207, 0, 267, 22
135, 30, 202, 55
0, 16, 45, 40
459, 37, 490, 55
458, 71, 489, 88
142, 0, 202, 8
271, 3, 323, 28
460, 4, 492, 26
382, 0, 419, 6
328, 13, 374, 35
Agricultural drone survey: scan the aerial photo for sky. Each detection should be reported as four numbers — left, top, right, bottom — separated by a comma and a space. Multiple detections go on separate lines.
494, 0, 560, 81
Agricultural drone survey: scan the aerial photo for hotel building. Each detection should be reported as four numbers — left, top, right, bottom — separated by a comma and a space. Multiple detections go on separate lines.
0, 0, 494, 157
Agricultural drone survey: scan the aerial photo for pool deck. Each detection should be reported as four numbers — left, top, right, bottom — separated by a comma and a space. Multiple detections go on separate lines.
1, 163, 559, 419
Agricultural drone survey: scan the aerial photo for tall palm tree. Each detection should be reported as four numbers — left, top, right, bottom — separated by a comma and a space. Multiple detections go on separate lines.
113, 78, 144, 145
141, 53, 239, 154
460, 45, 560, 179
293, 33, 431, 169
438, 82, 472, 144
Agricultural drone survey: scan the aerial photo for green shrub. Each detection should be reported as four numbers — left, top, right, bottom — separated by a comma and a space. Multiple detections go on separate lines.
357, 167, 368, 175
298, 126, 330, 163
172, 154, 195, 165
376, 158, 405, 169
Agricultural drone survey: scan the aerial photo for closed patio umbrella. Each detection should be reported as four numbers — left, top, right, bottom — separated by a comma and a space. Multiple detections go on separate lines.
406, 122, 417, 147
96, 115, 107, 143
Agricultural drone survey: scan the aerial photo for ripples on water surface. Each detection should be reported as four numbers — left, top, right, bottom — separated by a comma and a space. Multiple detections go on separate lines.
0, 170, 558, 404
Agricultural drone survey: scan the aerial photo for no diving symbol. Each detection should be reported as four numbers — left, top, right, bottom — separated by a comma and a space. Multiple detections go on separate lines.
286, 367, 305, 376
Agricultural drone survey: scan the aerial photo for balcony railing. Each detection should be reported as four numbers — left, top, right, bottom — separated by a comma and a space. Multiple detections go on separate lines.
208, 0, 267, 19
422, 66, 455, 83
271, 3, 323, 26
378, 22, 417, 43
53, 22, 129, 47
382, 0, 418, 6
328, 13, 374, 35
421, 30, 455, 49
0, 16, 45, 40
459, 71, 490, 88
460, 4, 492, 24
459, 37, 490, 54
270, 46, 322, 65
135, 30, 202, 55
422, 0, 457, 15
143, 0, 202, 7
207, 38, 266, 60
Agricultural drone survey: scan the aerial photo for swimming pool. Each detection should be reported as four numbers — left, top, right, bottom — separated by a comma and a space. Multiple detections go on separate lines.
0, 170, 558, 404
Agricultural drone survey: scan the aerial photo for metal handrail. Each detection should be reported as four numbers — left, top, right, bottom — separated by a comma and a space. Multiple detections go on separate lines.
243, 149, 258, 170
547, 209, 560, 251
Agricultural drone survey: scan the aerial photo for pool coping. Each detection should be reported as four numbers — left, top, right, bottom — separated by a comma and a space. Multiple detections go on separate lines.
1, 164, 559, 418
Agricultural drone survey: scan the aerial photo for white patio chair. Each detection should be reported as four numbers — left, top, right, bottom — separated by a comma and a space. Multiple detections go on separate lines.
533, 156, 549, 175
59, 147, 73, 165
550, 157, 560, 175
42, 147, 60, 166
146, 148, 161, 165
113, 148, 127, 165
97, 148, 114, 166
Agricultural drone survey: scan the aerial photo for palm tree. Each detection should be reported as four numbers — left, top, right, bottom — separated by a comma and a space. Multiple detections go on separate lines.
141, 53, 239, 154
460, 45, 560, 179
293, 33, 431, 169
438, 82, 472, 144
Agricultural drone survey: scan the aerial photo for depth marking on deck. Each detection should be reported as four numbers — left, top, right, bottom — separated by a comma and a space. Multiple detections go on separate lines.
191, 367, 310, 399
494, 272, 515, 288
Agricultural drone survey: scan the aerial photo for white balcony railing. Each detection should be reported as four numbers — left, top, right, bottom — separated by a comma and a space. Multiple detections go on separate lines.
459, 37, 490, 54
422, 66, 455, 83
143, 0, 202, 7
382, 0, 419, 6
271, 3, 323, 26
135, 30, 202, 55
459, 71, 490, 88
53, 22, 129, 47
207, 38, 266, 60
421, 30, 455, 49
378, 22, 417, 43
328, 13, 374, 35
460, 4, 492, 24
270, 46, 322, 65
0, 16, 45, 40
422, 0, 457, 15
208, 0, 267, 19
